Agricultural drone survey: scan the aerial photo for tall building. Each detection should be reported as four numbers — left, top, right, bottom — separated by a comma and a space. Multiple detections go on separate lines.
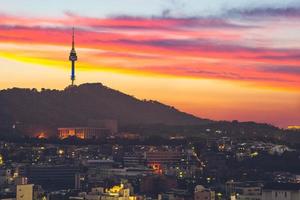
69, 27, 78, 86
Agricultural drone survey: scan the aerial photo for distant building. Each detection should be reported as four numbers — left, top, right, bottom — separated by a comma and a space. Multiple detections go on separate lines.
82, 159, 115, 168
75, 173, 85, 190
88, 119, 118, 134
19, 165, 80, 190
58, 127, 110, 139
235, 185, 262, 200
87, 167, 153, 183
159, 189, 192, 200
194, 185, 215, 200
15, 176, 28, 186
269, 145, 293, 155
16, 184, 44, 200
140, 175, 177, 195
117, 132, 140, 140
262, 183, 300, 200
145, 151, 183, 165
71, 183, 137, 200
123, 153, 146, 167
0, 168, 12, 186
226, 181, 263, 200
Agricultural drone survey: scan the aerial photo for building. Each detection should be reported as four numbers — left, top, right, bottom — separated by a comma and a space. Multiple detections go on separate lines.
117, 133, 140, 140
75, 173, 86, 190
159, 189, 192, 200
145, 151, 183, 165
140, 175, 177, 195
269, 145, 293, 155
87, 167, 153, 183
123, 154, 146, 167
16, 184, 44, 200
58, 127, 110, 139
19, 165, 80, 190
145, 151, 184, 174
88, 119, 118, 134
225, 181, 263, 199
0, 168, 12, 186
194, 185, 215, 200
235, 185, 262, 200
82, 159, 115, 168
71, 184, 137, 200
15, 177, 28, 186
262, 183, 300, 200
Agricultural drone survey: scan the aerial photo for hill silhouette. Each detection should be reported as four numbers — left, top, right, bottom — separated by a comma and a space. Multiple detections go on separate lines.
0, 83, 209, 136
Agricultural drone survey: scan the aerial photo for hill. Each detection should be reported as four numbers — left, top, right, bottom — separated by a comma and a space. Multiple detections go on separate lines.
0, 83, 209, 136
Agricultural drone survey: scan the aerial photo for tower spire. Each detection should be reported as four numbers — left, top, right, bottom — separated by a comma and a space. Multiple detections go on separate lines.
69, 27, 77, 86
72, 27, 75, 50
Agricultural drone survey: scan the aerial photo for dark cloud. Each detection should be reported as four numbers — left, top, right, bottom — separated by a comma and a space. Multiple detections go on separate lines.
97, 52, 162, 59
102, 38, 299, 56
229, 7, 300, 17
257, 54, 300, 61
259, 65, 300, 75
180, 68, 296, 83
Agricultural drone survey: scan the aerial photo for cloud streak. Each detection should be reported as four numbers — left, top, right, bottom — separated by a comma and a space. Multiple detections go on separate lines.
229, 7, 300, 18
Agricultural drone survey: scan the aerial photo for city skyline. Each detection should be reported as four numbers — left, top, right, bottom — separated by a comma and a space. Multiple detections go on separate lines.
0, 1, 300, 127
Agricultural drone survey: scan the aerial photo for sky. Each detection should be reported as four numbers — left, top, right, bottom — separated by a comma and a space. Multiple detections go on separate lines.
0, 0, 299, 127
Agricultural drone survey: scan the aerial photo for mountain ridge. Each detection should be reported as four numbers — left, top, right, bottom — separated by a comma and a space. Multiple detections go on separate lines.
0, 83, 210, 135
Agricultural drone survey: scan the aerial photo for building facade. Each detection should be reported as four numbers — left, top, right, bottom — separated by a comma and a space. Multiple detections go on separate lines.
58, 127, 110, 139
262, 183, 300, 200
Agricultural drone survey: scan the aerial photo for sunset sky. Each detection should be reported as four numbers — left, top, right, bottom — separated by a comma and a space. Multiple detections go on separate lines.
0, 0, 299, 127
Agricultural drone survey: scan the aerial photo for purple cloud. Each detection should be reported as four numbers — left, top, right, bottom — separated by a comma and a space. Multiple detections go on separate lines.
229, 7, 300, 17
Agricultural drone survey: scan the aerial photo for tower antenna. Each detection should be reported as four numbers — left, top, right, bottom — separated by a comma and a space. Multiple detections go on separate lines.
69, 27, 77, 86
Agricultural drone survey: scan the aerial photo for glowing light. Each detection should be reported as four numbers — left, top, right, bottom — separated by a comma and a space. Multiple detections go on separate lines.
0, 155, 3, 165
287, 126, 300, 130
250, 152, 259, 157
58, 149, 64, 155
106, 184, 124, 195
149, 163, 163, 174
37, 132, 46, 139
